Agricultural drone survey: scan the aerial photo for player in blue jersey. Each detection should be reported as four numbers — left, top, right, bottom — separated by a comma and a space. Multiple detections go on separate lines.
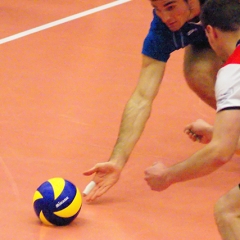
82, 0, 223, 201
145, 0, 240, 238
142, 3, 207, 62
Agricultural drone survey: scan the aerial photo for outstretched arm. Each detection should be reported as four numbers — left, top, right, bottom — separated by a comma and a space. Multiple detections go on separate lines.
83, 55, 166, 201
109, 56, 166, 168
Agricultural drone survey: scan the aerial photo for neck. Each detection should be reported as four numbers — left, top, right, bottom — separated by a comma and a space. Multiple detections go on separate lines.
226, 34, 240, 57
219, 31, 240, 61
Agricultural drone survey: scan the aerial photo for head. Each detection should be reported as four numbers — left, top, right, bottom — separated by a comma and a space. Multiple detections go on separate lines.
200, 0, 240, 60
150, 0, 197, 31
200, 0, 240, 32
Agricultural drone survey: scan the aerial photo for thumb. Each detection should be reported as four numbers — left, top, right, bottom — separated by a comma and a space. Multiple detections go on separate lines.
184, 123, 192, 133
83, 166, 98, 176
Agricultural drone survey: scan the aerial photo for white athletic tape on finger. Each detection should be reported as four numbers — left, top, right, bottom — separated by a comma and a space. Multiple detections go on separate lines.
83, 181, 96, 196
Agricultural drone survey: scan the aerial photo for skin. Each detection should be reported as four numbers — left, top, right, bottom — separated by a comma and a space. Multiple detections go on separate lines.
184, 118, 213, 143
151, 0, 192, 32
84, 0, 240, 236
144, 110, 240, 189
144, 27, 240, 191
82, 0, 218, 202
145, 23, 240, 240
185, 118, 240, 154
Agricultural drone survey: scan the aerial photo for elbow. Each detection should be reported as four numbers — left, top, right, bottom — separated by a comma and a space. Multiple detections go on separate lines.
209, 154, 231, 170
210, 143, 234, 166
214, 156, 231, 166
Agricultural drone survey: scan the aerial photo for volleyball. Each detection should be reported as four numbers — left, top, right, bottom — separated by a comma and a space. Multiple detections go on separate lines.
33, 177, 82, 226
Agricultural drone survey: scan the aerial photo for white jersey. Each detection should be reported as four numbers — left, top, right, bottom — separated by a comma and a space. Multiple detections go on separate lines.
216, 41, 240, 112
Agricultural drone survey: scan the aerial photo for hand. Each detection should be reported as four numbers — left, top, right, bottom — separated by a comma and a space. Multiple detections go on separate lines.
184, 119, 213, 144
144, 162, 171, 192
83, 162, 122, 202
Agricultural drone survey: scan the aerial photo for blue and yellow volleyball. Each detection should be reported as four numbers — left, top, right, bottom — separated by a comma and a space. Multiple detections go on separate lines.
33, 178, 82, 226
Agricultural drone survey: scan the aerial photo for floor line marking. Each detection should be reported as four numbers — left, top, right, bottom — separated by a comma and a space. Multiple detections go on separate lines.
0, 0, 131, 45
0, 156, 20, 199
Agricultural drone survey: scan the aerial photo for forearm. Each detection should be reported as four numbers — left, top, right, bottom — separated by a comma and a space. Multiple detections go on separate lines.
109, 56, 165, 168
167, 144, 228, 185
189, 120, 240, 155
109, 96, 152, 168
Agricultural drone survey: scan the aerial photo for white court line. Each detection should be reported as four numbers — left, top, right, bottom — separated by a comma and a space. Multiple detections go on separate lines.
0, 0, 131, 45
0, 157, 20, 199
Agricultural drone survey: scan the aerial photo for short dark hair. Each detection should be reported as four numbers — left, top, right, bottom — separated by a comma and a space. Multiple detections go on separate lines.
200, 0, 240, 31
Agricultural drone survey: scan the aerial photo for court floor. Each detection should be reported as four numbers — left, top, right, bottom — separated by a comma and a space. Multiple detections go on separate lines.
1, 0, 240, 239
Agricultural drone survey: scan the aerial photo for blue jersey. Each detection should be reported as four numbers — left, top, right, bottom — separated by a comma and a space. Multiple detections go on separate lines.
142, 10, 208, 62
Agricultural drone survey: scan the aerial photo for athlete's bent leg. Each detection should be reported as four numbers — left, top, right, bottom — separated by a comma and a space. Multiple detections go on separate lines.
183, 45, 222, 109
214, 186, 240, 240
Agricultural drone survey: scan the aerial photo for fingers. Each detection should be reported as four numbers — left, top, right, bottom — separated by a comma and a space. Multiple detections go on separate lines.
83, 162, 115, 176
82, 181, 96, 196
83, 166, 98, 176
84, 182, 112, 202
82, 162, 121, 202
82, 166, 100, 201
184, 128, 201, 142
184, 123, 192, 133
82, 180, 98, 202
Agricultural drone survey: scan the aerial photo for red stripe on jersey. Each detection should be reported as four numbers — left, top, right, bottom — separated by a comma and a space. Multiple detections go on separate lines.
224, 45, 240, 66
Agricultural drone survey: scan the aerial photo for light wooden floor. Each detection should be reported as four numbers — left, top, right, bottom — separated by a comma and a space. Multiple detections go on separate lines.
1, 0, 240, 239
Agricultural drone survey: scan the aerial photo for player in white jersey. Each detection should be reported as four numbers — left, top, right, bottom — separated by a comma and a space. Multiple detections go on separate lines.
144, 0, 240, 239
215, 42, 240, 112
